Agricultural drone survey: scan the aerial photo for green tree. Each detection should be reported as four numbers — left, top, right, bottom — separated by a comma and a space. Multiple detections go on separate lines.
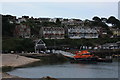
101, 18, 107, 23
84, 19, 91, 26
91, 16, 101, 27
92, 16, 101, 22
56, 18, 61, 26
107, 16, 119, 25
2, 38, 35, 52
2, 15, 16, 37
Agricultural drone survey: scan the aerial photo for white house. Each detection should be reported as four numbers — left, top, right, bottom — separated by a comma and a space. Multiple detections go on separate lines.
68, 26, 99, 39
16, 18, 26, 24
62, 19, 83, 26
34, 39, 47, 53
49, 18, 63, 23
101, 43, 120, 49
49, 18, 57, 23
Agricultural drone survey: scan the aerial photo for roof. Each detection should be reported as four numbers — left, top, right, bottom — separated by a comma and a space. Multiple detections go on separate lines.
106, 23, 113, 27
102, 43, 118, 47
116, 41, 120, 44
42, 27, 64, 31
35, 39, 47, 49
63, 19, 68, 21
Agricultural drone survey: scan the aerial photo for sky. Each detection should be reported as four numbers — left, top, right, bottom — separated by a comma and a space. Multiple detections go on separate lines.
1, 1, 119, 20
118, 1, 120, 20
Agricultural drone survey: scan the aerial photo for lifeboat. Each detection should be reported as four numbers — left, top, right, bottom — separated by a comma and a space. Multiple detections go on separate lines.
62, 50, 98, 63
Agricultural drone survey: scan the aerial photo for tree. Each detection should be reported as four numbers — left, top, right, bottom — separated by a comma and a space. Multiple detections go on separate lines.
83, 19, 91, 26
116, 21, 120, 28
101, 18, 107, 23
56, 18, 61, 26
107, 16, 119, 26
2, 38, 35, 52
91, 16, 101, 27
92, 16, 101, 22
2, 15, 16, 37
98, 22, 108, 28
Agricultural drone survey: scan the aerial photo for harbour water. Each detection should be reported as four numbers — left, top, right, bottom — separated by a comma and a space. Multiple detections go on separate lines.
7, 61, 119, 78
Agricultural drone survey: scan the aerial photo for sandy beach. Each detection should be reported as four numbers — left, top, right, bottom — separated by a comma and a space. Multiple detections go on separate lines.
2, 54, 40, 67
1, 53, 40, 79
1, 54, 59, 80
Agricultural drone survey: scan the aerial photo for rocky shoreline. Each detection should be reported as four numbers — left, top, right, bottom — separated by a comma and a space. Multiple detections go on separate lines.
1, 72, 59, 80
1, 72, 20, 78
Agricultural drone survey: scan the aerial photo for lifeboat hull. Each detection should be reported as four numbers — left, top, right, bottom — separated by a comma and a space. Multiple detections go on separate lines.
65, 56, 98, 63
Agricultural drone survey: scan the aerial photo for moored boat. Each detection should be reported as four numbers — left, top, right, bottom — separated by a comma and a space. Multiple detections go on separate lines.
61, 50, 98, 63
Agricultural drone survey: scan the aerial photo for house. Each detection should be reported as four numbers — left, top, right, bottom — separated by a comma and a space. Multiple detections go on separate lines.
49, 18, 63, 23
116, 41, 120, 46
61, 19, 83, 26
39, 18, 50, 22
16, 18, 26, 24
5, 15, 17, 24
14, 24, 31, 38
106, 23, 113, 27
22, 16, 29, 19
34, 39, 47, 53
49, 18, 57, 23
110, 28, 120, 37
40, 27, 65, 39
97, 27, 108, 38
101, 43, 120, 49
67, 26, 99, 39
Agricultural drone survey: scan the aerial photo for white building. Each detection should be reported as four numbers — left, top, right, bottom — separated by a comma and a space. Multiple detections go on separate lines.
34, 39, 47, 53
101, 43, 120, 49
49, 18, 57, 23
49, 18, 63, 23
16, 18, 26, 24
62, 19, 83, 26
68, 26, 99, 39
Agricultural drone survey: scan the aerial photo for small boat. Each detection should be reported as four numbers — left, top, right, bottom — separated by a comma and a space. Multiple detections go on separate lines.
97, 57, 112, 62
61, 50, 98, 63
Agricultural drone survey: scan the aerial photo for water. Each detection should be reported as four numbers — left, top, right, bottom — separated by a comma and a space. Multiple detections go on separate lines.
7, 61, 118, 78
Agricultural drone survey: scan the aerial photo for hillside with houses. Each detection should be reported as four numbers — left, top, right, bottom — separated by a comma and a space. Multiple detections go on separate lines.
2, 14, 120, 53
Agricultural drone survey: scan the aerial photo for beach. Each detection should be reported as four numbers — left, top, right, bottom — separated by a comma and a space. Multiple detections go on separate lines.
2, 54, 40, 67
1, 53, 40, 78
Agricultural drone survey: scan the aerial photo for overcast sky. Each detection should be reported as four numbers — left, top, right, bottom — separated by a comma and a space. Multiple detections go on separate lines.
1, 2, 119, 20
